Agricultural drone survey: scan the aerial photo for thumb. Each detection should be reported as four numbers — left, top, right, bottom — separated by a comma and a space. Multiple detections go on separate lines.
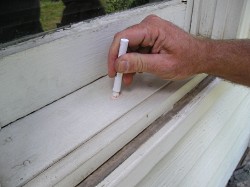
115, 53, 162, 74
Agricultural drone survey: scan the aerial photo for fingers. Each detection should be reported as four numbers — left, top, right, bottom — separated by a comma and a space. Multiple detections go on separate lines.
115, 52, 164, 75
108, 14, 196, 83
122, 73, 134, 85
108, 25, 146, 77
108, 15, 160, 78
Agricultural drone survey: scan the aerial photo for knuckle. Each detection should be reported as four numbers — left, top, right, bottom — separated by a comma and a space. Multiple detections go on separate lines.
127, 23, 139, 30
136, 54, 145, 72
114, 32, 121, 40
145, 14, 158, 21
143, 14, 161, 25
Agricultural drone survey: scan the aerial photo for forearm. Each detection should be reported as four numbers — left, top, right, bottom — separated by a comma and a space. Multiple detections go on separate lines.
198, 39, 250, 86
108, 15, 250, 87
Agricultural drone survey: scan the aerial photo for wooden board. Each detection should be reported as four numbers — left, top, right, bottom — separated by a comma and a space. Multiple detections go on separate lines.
0, 0, 187, 128
0, 74, 206, 187
137, 88, 250, 187
184, 0, 194, 32
179, 93, 250, 187
222, 0, 244, 39
1, 1, 248, 187
96, 80, 250, 187
190, 0, 202, 35
211, 0, 244, 39
52, 75, 206, 187
208, 114, 250, 187
237, 0, 250, 38
198, 0, 218, 37
189, 0, 244, 39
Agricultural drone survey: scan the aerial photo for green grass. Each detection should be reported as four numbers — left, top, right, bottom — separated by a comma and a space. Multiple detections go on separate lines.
100, 0, 107, 7
40, 0, 145, 31
102, 0, 135, 13
40, 0, 65, 31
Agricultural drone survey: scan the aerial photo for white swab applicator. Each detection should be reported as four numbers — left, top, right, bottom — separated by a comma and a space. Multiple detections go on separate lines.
112, 38, 129, 98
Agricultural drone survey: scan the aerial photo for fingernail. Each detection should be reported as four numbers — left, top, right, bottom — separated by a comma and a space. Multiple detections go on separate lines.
117, 61, 129, 72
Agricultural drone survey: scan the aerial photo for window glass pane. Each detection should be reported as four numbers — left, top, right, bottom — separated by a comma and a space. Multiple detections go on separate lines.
0, 0, 165, 45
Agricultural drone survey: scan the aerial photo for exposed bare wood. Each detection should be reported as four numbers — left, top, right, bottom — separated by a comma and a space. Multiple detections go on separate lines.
97, 81, 250, 187
79, 76, 215, 187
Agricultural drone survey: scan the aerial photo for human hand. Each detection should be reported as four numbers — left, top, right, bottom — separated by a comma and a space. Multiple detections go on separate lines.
108, 15, 204, 85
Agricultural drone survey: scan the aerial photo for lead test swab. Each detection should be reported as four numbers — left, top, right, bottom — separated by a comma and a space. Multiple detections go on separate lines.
112, 38, 129, 98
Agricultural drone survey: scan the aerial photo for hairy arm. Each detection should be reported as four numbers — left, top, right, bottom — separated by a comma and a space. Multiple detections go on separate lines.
108, 15, 250, 86
200, 39, 250, 86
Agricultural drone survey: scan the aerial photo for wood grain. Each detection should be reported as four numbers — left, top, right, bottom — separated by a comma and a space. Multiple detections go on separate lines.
0, 74, 165, 187
0, 0, 187, 128
211, 0, 244, 39
138, 87, 250, 187
208, 117, 250, 187
0, 74, 207, 187
96, 81, 250, 187
1, 1, 248, 187
190, 0, 244, 39
184, 0, 194, 32
179, 93, 250, 187
190, 0, 202, 35
237, 0, 250, 38
198, 0, 218, 37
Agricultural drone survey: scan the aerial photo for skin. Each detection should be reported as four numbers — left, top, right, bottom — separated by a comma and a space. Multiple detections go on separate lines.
108, 15, 250, 87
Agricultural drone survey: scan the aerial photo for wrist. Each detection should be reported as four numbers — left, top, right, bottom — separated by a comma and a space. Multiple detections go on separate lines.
194, 38, 216, 75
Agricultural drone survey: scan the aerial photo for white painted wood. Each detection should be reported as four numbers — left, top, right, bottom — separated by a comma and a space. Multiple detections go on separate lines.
237, 0, 250, 38
137, 87, 250, 187
198, 0, 218, 37
0, 0, 187, 128
207, 115, 250, 187
179, 93, 250, 187
212, 0, 245, 39
223, 0, 244, 39
1, 1, 248, 187
0, 74, 206, 187
211, 0, 230, 39
184, 0, 194, 32
52, 75, 206, 187
0, 74, 165, 187
97, 81, 250, 187
137, 86, 248, 187
190, 0, 244, 39
190, 0, 202, 35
